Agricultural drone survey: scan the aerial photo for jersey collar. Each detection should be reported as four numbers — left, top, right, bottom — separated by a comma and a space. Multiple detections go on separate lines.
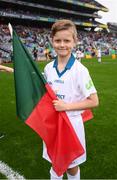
53, 54, 75, 77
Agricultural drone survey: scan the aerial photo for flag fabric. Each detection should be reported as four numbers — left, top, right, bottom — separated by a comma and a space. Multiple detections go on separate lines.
82, 109, 93, 122
12, 30, 85, 176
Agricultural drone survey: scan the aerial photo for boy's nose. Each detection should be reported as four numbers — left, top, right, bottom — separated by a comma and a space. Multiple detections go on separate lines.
60, 41, 65, 47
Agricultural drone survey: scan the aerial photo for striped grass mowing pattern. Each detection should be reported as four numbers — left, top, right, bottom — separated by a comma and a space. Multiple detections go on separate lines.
0, 56, 117, 179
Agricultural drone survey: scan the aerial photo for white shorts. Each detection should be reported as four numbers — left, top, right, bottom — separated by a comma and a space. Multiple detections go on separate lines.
43, 114, 86, 169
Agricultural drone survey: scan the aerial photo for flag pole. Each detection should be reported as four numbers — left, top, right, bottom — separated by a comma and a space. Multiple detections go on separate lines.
8, 23, 13, 37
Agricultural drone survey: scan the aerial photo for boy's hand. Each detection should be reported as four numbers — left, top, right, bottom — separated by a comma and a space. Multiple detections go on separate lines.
6, 67, 14, 73
53, 99, 68, 111
0, 65, 14, 73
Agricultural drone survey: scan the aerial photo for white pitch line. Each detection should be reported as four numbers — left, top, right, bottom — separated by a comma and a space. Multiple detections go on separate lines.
0, 160, 26, 180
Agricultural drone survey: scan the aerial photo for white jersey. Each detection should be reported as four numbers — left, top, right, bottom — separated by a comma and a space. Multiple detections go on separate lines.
44, 54, 97, 119
43, 54, 97, 167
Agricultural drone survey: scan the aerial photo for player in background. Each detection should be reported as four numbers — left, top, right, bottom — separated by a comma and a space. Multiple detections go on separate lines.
76, 48, 84, 62
97, 47, 101, 63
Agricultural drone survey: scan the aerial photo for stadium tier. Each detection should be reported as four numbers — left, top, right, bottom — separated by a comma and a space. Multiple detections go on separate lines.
1, 0, 116, 63
0, 0, 108, 30
107, 22, 117, 33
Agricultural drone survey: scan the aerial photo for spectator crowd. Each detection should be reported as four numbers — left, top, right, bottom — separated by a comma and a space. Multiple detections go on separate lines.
0, 24, 117, 63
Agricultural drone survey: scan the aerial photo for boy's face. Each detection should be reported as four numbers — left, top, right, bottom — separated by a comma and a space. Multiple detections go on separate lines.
52, 29, 76, 58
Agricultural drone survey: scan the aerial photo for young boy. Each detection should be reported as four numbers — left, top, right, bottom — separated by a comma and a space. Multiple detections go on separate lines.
0, 64, 13, 139
43, 19, 99, 180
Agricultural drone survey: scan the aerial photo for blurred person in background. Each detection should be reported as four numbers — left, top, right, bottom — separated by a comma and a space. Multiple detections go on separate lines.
97, 47, 101, 63
0, 64, 13, 139
32, 47, 38, 61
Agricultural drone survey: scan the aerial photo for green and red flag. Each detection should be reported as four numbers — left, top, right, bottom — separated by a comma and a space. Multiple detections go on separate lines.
12, 30, 84, 176
82, 109, 93, 122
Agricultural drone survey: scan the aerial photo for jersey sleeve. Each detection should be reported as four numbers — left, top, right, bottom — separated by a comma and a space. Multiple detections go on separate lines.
43, 65, 49, 81
78, 67, 97, 98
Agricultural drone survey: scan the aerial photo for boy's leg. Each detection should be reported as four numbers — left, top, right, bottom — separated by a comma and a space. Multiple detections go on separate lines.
67, 166, 80, 180
50, 167, 63, 180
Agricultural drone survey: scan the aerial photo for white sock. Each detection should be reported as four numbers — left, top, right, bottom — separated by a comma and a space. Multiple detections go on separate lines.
50, 167, 63, 180
67, 167, 80, 180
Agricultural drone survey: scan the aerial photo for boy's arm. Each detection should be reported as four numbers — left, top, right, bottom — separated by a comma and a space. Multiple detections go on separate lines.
53, 93, 99, 112
0, 65, 14, 73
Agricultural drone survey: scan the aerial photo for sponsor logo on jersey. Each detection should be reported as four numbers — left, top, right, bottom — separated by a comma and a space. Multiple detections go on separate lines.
56, 94, 65, 99
54, 79, 64, 84
86, 79, 94, 89
48, 81, 52, 85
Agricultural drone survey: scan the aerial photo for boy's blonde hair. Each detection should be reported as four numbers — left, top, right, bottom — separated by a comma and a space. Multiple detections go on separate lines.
51, 19, 78, 42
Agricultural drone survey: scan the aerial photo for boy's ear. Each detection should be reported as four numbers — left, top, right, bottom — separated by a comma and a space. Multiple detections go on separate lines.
73, 41, 77, 48
75, 37, 78, 44
73, 37, 78, 47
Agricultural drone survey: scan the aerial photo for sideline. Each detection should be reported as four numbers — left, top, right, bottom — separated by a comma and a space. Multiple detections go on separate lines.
0, 160, 25, 179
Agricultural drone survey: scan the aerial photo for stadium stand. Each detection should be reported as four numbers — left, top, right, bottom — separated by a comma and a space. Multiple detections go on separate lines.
0, 0, 116, 62
107, 22, 117, 34
0, 0, 108, 29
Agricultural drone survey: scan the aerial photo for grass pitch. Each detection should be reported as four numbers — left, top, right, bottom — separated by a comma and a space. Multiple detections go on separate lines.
0, 55, 117, 179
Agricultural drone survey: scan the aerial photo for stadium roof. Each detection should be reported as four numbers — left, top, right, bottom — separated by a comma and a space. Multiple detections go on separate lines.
57, 0, 108, 12
0, 0, 108, 30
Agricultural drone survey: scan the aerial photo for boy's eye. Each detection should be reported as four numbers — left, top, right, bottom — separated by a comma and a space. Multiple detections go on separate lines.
55, 40, 60, 43
55, 39, 70, 43
64, 40, 70, 42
